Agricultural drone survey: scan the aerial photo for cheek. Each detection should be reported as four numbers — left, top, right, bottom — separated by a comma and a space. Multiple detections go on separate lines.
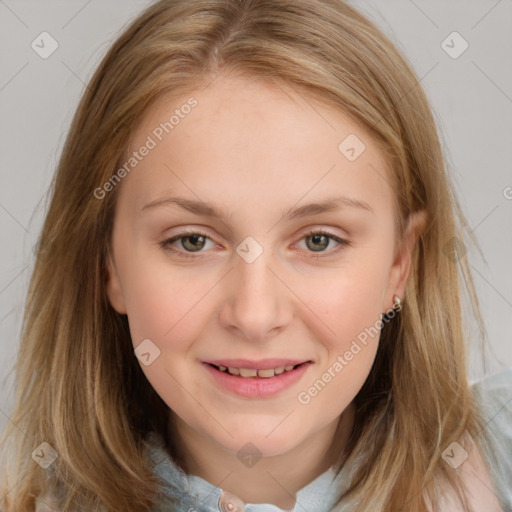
295, 268, 385, 416
122, 270, 208, 413
301, 257, 391, 348
122, 264, 205, 352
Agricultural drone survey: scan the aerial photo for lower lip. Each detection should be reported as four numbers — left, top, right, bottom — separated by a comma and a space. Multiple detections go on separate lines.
202, 362, 312, 398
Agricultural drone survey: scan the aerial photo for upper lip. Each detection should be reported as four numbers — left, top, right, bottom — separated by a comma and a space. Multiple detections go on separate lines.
204, 358, 311, 370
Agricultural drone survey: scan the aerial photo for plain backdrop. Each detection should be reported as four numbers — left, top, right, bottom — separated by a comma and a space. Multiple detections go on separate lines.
1, 0, 511, 431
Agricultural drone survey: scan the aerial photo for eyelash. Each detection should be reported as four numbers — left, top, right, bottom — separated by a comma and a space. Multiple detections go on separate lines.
159, 229, 350, 259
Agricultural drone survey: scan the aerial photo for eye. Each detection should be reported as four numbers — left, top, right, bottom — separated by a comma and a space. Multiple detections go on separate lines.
159, 230, 215, 258
160, 228, 350, 259
298, 229, 350, 256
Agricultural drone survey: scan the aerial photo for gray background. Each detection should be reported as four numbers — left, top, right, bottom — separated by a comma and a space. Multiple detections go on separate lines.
1, 0, 511, 430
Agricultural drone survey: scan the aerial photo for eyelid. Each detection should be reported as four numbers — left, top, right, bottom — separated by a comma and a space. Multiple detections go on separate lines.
159, 226, 350, 259
159, 228, 215, 257
294, 228, 350, 257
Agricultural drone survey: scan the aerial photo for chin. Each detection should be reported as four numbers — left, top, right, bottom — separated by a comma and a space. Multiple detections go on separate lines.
217, 428, 302, 459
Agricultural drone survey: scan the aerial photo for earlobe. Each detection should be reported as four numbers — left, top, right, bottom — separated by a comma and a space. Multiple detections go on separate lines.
386, 210, 427, 310
105, 254, 128, 314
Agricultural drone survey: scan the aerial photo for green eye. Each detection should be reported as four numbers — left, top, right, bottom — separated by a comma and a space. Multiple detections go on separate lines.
300, 230, 349, 256
305, 233, 330, 251
160, 230, 213, 258
160, 229, 350, 259
178, 234, 207, 252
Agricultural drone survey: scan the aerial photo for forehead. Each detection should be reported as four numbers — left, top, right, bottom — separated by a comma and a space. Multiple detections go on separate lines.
118, 75, 395, 219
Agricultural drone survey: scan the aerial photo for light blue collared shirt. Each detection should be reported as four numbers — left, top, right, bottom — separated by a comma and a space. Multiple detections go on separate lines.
144, 368, 512, 511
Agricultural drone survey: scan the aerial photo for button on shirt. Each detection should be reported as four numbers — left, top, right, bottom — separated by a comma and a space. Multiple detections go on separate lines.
143, 368, 512, 512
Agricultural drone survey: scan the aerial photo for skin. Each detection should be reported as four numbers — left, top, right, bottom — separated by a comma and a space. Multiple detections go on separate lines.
106, 73, 425, 508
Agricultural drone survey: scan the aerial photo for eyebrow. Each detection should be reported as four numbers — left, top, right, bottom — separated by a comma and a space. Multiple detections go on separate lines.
141, 194, 374, 220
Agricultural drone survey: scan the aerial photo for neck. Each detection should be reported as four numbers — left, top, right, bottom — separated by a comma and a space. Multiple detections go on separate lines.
167, 402, 355, 509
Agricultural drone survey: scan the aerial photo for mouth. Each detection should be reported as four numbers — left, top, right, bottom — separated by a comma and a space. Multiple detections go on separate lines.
206, 361, 310, 378
202, 359, 313, 398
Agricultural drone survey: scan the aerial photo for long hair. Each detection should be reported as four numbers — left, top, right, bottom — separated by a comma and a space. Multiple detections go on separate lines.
0, 0, 489, 510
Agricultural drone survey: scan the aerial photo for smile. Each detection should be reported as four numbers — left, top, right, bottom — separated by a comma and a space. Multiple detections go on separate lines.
202, 360, 313, 398
209, 363, 302, 378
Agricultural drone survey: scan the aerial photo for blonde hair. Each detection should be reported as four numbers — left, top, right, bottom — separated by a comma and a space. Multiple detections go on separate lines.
0, 0, 490, 510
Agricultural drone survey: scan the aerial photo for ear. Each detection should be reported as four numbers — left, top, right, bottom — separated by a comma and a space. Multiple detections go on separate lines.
105, 253, 128, 314
383, 210, 427, 312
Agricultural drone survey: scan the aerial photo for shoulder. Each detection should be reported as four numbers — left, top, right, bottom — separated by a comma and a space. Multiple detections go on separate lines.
470, 366, 512, 401
426, 369, 512, 511
463, 368, 512, 510
433, 429, 503, 511
470, 367, 512, 461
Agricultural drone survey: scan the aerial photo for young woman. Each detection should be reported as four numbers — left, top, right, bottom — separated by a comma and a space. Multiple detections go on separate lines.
1, 1, 511, 511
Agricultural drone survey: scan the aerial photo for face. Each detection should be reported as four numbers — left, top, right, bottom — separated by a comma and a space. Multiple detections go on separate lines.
106, 74, 419, 458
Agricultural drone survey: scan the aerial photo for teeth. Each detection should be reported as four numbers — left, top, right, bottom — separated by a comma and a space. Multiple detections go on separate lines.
215, 364, 303, 378
239, 368, 258, 377
257, 368, 275, 378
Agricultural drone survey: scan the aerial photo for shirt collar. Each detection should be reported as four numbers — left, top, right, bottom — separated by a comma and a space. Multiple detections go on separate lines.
143, 431, 355, 512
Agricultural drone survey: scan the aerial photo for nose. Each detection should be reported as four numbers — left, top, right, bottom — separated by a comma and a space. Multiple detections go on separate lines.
218, 240, 293, 342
